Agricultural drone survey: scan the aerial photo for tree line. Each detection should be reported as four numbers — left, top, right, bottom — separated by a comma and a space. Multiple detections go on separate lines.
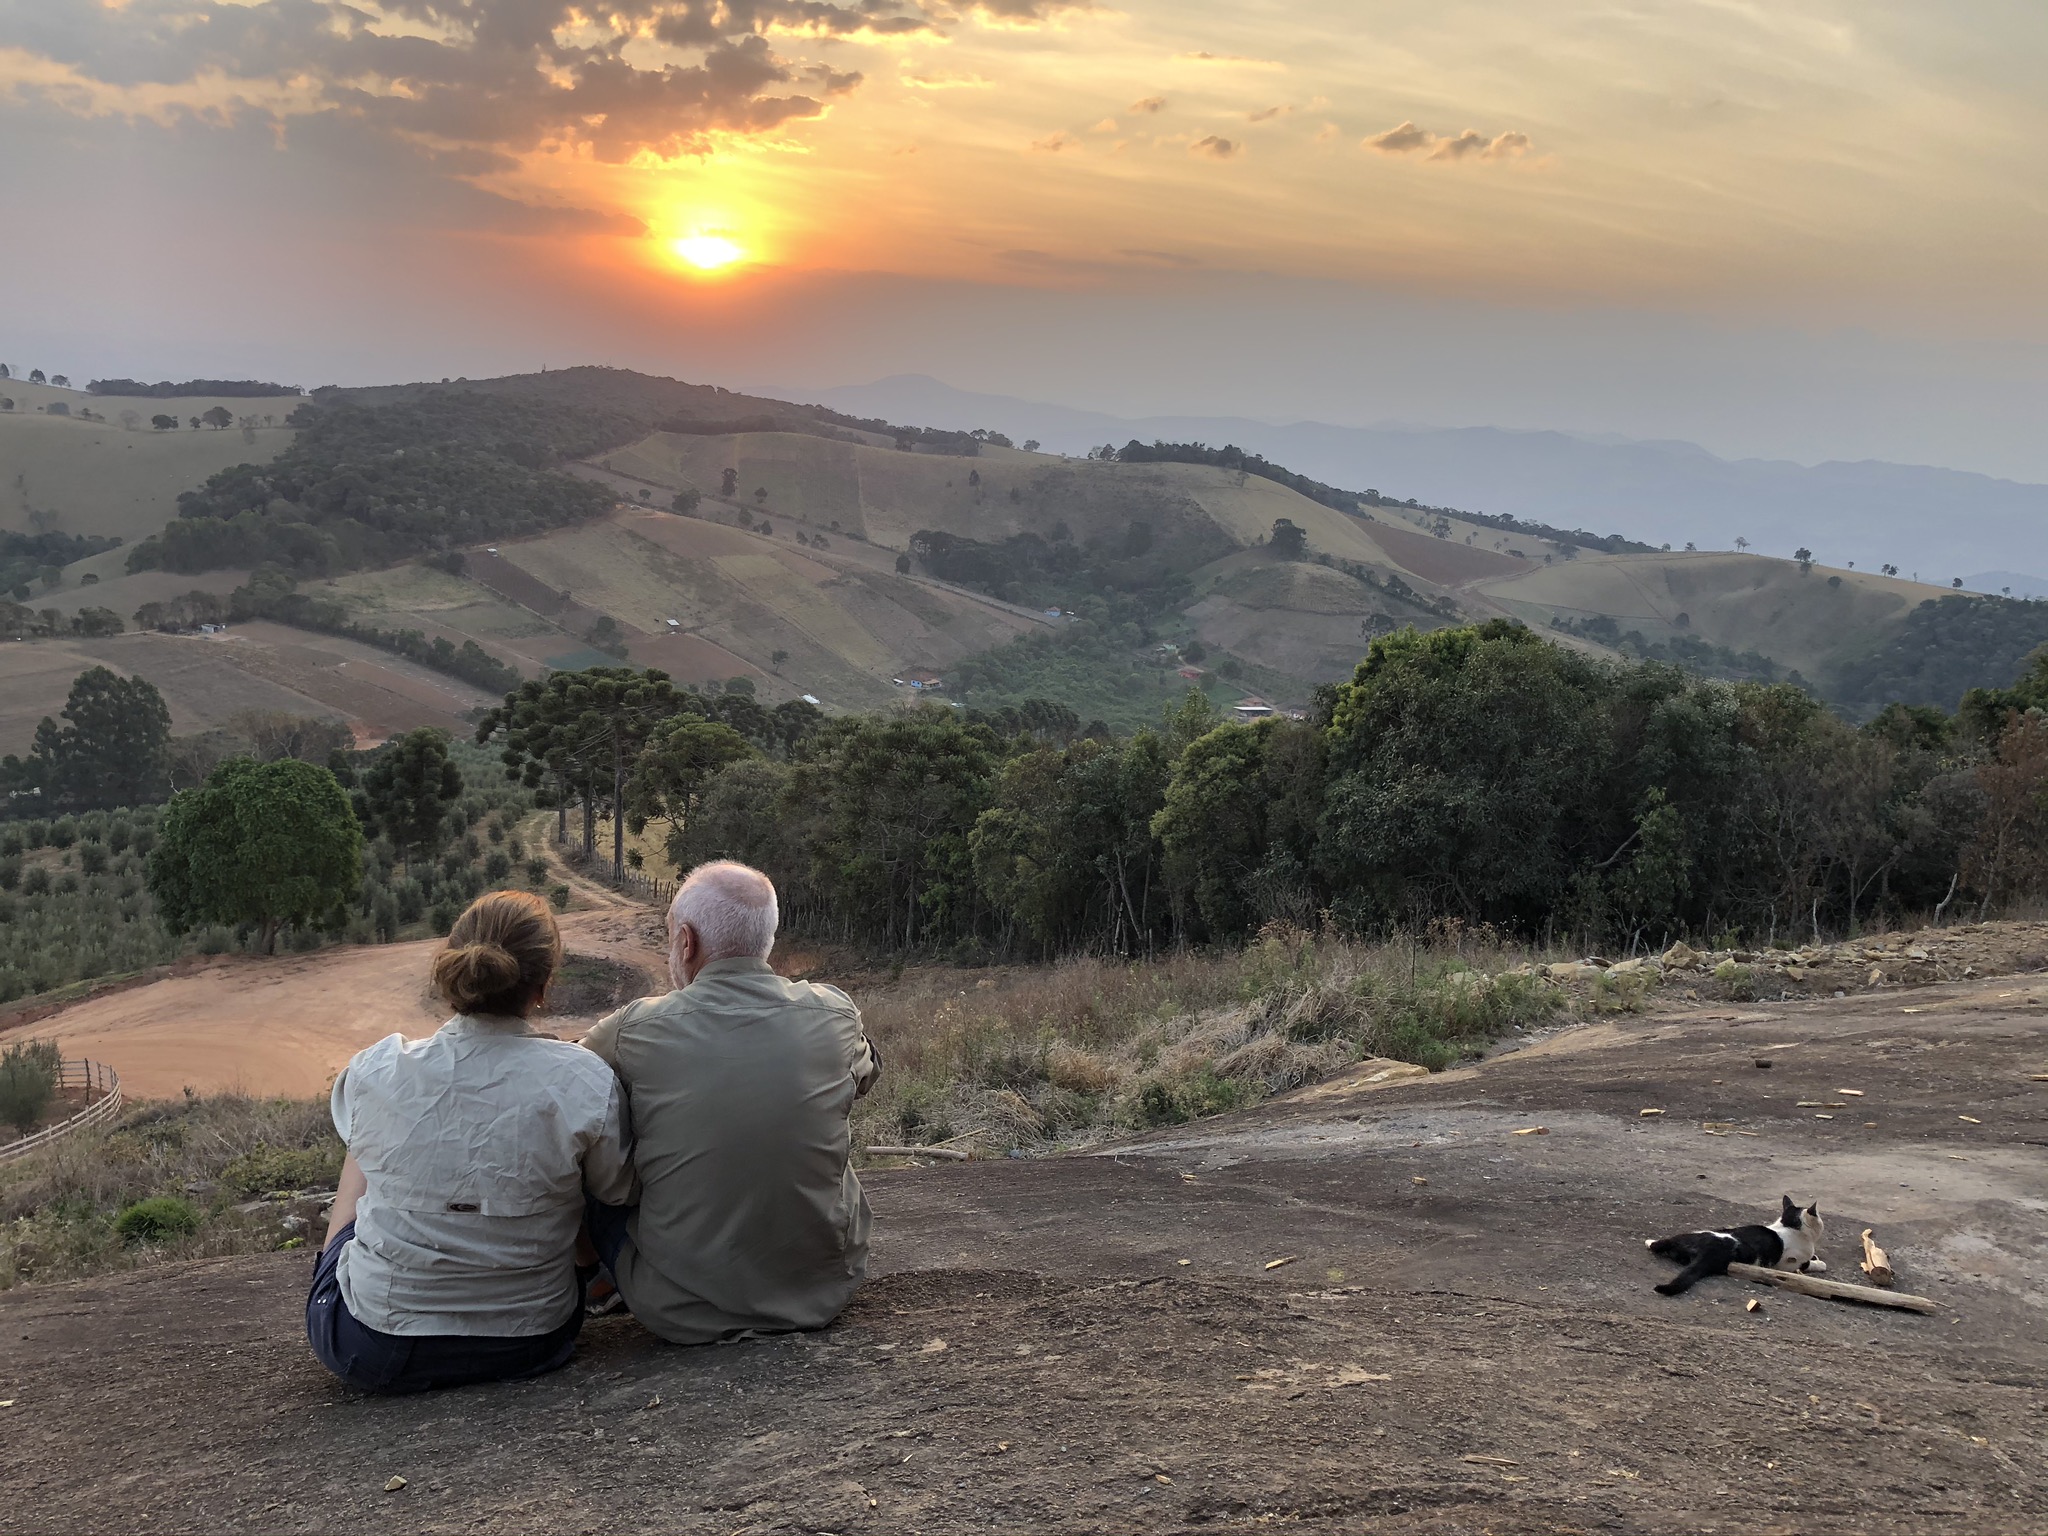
122, 392, 633, 577
488, 626, 2048, 957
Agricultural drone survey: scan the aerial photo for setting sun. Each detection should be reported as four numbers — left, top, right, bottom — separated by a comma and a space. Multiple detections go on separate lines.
671, 234, 745, 272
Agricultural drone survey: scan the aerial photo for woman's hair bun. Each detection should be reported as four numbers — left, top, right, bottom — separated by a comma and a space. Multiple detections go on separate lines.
430, 891, 563, 1016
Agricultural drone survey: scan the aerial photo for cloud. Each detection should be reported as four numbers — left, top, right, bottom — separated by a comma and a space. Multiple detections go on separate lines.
965, 0, 1097, 24
1364, 120, 1433, 154
1173, 52, 1285, 69
1091, 116, 1119, 132
1246, 104, 1290, 123
903, 71, 994, 90
1189, 134, 1240, 159
1118, 248, 1200, 267
1030, 129, 1079, 152
1130, 95, 1167, 114
1365, 121, 1533, 161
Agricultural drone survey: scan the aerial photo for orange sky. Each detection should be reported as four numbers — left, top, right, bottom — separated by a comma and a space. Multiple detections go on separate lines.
3, 1, 2046, 473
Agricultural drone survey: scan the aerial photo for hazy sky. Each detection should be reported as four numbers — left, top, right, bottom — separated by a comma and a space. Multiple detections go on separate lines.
4, 1, 2045, 477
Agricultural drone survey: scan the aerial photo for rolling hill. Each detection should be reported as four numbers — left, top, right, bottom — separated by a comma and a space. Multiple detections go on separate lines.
5, 363, 2033, 737
0, 378, 296, 545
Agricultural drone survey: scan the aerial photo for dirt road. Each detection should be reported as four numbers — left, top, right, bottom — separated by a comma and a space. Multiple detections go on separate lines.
11, 910, 667, 1098
2, 979, 2043, 1533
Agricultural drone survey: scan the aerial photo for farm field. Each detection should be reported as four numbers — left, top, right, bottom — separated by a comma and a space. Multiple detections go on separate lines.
0, 625, 495, 754
0, 378, 294, 545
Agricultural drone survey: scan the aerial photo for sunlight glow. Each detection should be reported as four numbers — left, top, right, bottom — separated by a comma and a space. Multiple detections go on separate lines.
671, 234, 746, 271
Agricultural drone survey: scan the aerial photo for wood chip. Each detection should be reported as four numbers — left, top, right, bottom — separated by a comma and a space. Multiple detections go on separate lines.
1959, 1115, 1982, 1124
1746, 1298, 1763, 1313
1513, 1126, 1549, 1136
1412, 1177, 1429, 1185
1838, 1088, 1865, 1097
1639, 1108, 1665, 1117
1155, 1473, 1173, 1484
1461, 1455, 1519, 1466
1860, 1228, 1895, 1288
2029, 1074, 2048, 1082
1264, 1255, 1299, 1270
920, 1338, 947, 1353
1814, 1113, 1834, 1120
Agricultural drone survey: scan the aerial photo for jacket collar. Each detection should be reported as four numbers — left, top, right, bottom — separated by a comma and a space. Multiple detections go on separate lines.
444, 1013, 544, 1037
687, 956, 776, 986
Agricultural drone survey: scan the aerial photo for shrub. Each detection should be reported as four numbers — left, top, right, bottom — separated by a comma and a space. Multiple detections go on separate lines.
549, 884, 571, 911
114, 1196, 201, 1244
525, 857, 548, 886
47, 818, 76, 850
484, 850, 512, 883
220, 1143, 343, 1198
0, 1039, 61, 1135
0, 858, 18, 891
19, 867, 49, 897
79, 843, 108, 876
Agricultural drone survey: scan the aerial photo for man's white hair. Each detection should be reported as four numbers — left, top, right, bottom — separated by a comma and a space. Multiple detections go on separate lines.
669, 860, 779, 961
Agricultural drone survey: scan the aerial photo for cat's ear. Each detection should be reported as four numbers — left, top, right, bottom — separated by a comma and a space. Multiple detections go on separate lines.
1780, 1194, 1800, 1225
1805, 1201, 1821, 1222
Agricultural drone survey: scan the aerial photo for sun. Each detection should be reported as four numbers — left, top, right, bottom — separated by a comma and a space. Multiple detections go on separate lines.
670, 233, 746, 272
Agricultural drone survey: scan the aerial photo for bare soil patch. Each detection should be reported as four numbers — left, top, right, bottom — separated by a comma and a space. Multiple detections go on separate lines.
0, 978, 2040, 1533
4, 912, 669, 1099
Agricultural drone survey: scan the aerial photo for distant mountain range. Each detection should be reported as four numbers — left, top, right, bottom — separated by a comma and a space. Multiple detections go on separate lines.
785, 375, 2048, 590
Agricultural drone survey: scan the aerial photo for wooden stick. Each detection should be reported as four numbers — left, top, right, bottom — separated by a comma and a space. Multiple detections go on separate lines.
1860, 1228, 1895, 1287
1726, 1261, 1933, 1312
865, 1145, 972, 1161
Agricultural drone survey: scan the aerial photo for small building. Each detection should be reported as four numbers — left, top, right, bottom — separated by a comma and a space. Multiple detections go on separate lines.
1177, 666, 1206, 681
898, 667, 944, 691
801, 694, 821, 706
1232, 695, 1275, 719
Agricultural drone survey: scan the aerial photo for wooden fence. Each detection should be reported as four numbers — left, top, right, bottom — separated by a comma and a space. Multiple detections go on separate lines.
0, 1060, 123, 1164
550, 822, 675, 907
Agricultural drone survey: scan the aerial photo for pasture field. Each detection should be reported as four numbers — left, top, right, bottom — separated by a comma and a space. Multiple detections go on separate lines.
0, 626, 494, 753
1470, 550, 1936, 681
0, 379, 293, 545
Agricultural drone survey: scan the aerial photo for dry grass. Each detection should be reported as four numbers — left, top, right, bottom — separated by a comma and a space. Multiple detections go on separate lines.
848, 924, 1570, 1159
0, 1094, 341, 1289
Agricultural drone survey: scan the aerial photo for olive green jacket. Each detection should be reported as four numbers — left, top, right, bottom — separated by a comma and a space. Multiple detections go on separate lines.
582, 957, 880, 1344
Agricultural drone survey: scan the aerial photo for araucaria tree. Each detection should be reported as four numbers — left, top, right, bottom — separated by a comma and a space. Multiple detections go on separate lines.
480, 668, 684, 878
147, 758, 363, 953
359, 728, 465, 864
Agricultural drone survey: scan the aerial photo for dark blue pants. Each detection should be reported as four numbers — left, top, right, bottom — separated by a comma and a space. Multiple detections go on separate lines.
305, 1222, 583, 1395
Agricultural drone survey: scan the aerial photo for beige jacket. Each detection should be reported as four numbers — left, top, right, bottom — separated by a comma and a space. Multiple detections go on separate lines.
582, 958, 880, 1344
333, 1016, 634, 1336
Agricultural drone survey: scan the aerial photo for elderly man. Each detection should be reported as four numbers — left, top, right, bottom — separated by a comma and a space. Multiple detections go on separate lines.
581, 860, 880, 1344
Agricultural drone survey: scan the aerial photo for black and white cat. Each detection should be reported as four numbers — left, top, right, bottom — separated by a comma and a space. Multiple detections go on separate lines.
1645, 1196, 1826, 1296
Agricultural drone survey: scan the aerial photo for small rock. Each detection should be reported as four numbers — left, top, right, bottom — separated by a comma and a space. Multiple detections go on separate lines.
1661, 941, 1704, 970
384, 1477, 407, 1493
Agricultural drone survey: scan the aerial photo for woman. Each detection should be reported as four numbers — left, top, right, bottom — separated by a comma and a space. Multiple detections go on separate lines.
306, 889, 634, 1393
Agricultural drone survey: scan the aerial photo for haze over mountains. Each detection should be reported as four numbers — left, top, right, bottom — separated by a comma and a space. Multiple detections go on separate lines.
791, 375, 2048, 593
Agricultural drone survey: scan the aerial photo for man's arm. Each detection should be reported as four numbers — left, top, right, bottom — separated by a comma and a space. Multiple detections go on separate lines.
580, 1004, 630, 1070
849, 1018, 881, 1098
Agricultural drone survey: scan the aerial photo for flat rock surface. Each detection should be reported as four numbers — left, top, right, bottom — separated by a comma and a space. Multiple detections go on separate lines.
3, 981, 2044, 1534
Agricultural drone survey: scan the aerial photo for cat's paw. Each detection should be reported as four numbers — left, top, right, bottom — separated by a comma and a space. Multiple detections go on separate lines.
1805, 1258, 1828, 1275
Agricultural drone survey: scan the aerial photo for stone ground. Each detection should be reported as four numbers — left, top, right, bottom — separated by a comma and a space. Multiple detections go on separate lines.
2, 978, 2043, 1535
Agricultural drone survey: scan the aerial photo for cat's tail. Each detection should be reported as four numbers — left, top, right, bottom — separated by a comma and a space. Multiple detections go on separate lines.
1654, 1234, 1737, 1296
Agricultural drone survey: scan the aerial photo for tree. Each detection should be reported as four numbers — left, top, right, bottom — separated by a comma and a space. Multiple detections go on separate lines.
587, 614, 629, 658
480, 668, 684, 877
895, 553, 912, 574
1269, 518, 1308, 559
628, 716, 754, 865
671, 488, 701, 514
770, 649, 790, 671
27, 666, 172, 810
150, 414, 177, 431
1794, 547, 1813, 568
228, 709, 353, 764
1022, 439, 1040, 452
71, 606, 123, 637
50, 374, 69, 388
28, 369, 45, 384
0, 1038, 60, 1135
201, 405, 233, 430
0, 364, 8, 379
720, 467, 738, 497
359, 728, 464, 864
1734, 537, 1749, 552
754, 487, 768, 504
148, 758, 363, 953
